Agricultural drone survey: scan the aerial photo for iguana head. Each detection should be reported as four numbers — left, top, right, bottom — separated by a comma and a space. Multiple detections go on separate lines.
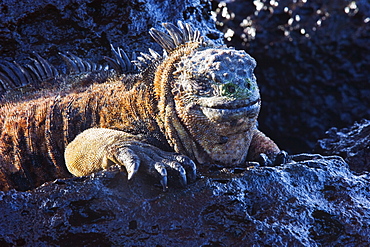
146, 21, 261, 165
172, 47, 260, 124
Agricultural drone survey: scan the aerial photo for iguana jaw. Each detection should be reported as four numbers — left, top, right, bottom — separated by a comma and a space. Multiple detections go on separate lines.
200, 98, 260, 122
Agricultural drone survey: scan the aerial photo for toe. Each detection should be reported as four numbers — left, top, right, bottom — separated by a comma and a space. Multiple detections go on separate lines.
273, 150, 289, 166
174, 155, 197, 182
154, 162, 168, 191
258, 153, 270, 166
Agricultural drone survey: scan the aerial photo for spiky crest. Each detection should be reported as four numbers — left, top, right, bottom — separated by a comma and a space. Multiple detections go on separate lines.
59, 52, 106, 74
0, 21, 205, 94
0, 53, 58, 94
149, 21, 203, 53
0, 46, 137, 95
134, 21, 206, 73
104, 44, 137, 74
133, 48, 162, 71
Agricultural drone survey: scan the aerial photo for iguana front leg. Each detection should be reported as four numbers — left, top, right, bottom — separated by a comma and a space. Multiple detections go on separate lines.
64, 128, 196, 191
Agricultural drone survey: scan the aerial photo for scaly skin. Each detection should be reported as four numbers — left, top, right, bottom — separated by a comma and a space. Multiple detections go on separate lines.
0, 21, 283, 191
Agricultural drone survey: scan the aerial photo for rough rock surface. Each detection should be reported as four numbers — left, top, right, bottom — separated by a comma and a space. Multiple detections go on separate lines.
0, 155, 369, 246
315, 119, 370, 174
0, 0, 221, 70
213, 0, 370, 153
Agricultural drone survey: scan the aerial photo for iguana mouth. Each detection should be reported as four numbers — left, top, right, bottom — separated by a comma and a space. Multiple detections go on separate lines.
203, 98, 261, 109
200, 99, 261, 122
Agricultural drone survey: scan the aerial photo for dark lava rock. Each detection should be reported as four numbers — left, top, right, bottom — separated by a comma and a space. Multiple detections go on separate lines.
0, 154, 369, 246
0, 0, 221, 71
315, 119, 370, 174
212, 0, 370, 153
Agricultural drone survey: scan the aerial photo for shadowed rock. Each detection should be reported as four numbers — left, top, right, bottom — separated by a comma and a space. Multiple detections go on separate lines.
0, 0, 221, 72
0, 155, 369, 246
315, 119, 370, 173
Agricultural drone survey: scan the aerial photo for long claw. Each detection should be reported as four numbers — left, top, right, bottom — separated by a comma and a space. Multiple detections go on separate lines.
110, 145, 140, 181
165, 160, 187, 187
274, 150, 288, 166
155, 163, 168, 191
178, 166, 187, 187
127, 161, 140, 180
161, 176, 168, 192
258, 153, 270, 166
175, 155, 196, 182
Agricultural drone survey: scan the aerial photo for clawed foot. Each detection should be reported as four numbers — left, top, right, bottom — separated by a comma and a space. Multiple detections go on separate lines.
258, 150, 289, 166
109, 141, 197, 191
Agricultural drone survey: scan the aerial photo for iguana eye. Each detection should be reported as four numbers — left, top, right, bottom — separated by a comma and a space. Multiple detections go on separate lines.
221, 83, 238, 97
245, 78, 252, 90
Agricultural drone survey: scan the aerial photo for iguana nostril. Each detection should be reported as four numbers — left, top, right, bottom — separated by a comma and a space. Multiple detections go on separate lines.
243, 78, 253, 90
227, 84, 236, 94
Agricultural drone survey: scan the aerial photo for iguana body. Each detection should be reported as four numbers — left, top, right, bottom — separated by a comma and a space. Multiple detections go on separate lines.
0, 21, 282, 191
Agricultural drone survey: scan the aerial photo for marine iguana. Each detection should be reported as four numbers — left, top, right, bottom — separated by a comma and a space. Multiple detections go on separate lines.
0, 21, 286, 191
